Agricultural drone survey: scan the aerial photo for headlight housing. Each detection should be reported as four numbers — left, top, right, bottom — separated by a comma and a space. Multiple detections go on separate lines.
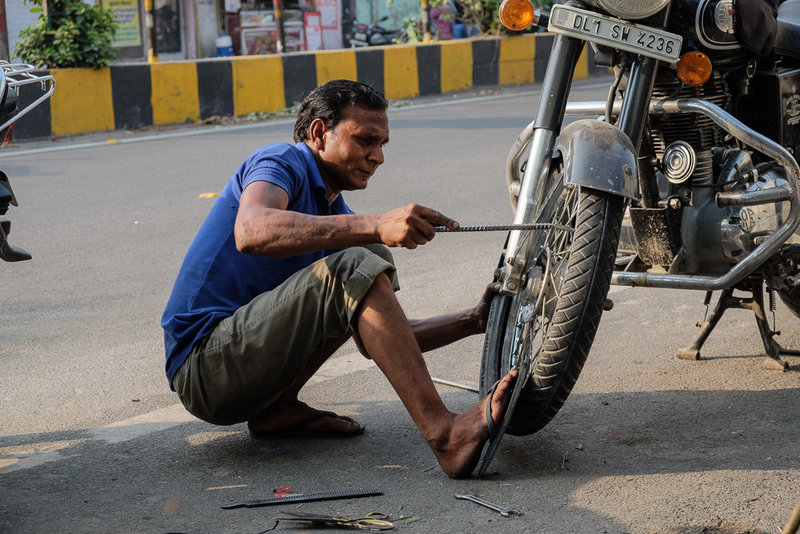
594, 0, 670, 19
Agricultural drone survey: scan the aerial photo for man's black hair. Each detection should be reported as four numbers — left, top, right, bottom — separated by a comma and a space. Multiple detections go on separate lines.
293, 79, 388, 143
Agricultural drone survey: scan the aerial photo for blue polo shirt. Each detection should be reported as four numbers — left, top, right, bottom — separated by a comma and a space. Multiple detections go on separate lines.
161, 142, 353, 388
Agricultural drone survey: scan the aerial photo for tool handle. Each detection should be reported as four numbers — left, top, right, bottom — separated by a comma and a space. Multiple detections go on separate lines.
222, 489, 383, 509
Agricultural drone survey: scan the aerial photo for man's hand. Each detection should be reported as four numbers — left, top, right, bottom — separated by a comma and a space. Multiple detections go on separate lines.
375, 204, 458, 249
471, 282, 501, 334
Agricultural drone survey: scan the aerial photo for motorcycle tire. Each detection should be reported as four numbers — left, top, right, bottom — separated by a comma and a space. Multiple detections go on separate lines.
480, 183, 624, 436
769, 245, 800, 318
777, 286, 800, 318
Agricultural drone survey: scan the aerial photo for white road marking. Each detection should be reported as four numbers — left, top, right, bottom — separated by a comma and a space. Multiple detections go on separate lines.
0, 351, 369, 473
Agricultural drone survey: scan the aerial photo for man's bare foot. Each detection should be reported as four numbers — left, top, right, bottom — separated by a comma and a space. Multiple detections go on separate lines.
248, 400, 363, 438
429, 369, 518, 478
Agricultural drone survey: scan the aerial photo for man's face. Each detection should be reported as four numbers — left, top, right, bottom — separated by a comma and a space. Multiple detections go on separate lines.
316, 104, 390, 193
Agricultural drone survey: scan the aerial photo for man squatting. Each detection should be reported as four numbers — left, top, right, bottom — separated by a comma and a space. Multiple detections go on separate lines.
161, 79, 517, 478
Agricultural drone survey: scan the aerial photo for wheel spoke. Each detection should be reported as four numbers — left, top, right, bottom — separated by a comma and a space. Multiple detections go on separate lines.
481, 179, 624, 439
508, 186, 584, 373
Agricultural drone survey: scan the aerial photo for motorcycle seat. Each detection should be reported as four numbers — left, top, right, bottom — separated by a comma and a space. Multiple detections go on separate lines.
775, 0, 800, 58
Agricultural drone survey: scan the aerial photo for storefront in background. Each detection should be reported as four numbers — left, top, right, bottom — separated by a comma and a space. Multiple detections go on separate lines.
222, 0, 421, 55
224, 0, 344, 55
101, 0, 219, 60
4, 0, 422, 63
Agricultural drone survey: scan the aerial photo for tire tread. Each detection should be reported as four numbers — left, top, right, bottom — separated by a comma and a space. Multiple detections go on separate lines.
481, 189, 624, 436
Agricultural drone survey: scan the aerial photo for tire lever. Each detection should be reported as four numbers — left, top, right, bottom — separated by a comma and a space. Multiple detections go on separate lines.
222, 488, 383, 509
434, 223, 573, 232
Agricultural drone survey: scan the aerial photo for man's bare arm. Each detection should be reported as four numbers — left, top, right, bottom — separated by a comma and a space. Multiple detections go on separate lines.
352, 283, 499, 358
408, 311, 483, 353
234, 181, 378, 257
408, 283, 498, 352
234, 181, 459, 257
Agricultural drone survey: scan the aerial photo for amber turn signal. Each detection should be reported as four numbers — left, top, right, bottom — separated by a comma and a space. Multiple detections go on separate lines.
499, 0, 536, 31
677, 51, 713, 87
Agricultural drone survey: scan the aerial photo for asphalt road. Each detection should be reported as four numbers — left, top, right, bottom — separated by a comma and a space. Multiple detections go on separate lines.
1, 78, 798, 534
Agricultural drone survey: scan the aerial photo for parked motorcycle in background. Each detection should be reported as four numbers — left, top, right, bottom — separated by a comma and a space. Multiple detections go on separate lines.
349, 16, 405, 46
0, 61, 55, 262
476, 0, 799, 474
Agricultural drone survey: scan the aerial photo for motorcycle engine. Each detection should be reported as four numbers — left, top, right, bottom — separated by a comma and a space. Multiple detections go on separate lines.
719, 164, 795, 262
647, 70, 800, 274
649, 74, 731, 158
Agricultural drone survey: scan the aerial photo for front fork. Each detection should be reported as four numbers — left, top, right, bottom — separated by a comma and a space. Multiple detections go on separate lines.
500, 34, 660, 296
500, 34, 583, 295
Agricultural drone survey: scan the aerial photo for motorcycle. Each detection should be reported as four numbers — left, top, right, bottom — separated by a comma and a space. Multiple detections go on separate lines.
476, 0, 800, 474
0, 61, 55, 262
350, 16, 405, 47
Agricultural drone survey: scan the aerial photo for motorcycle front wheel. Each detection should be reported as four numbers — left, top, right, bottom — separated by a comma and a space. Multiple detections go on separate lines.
480, 179, 624, 436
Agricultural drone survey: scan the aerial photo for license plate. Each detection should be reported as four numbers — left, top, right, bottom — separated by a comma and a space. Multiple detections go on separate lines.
353, 32, 367, 41
548, 4, 682, 64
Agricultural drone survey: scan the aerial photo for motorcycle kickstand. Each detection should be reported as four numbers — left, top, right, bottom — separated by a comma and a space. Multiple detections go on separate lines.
748, 283, 797, 370
676, 281, 795, 370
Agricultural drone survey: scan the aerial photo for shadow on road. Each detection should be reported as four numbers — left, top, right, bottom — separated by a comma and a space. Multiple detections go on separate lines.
1, 382, 796, 533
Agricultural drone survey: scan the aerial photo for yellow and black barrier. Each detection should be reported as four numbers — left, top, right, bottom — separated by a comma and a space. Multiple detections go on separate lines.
14, 33, 599, 141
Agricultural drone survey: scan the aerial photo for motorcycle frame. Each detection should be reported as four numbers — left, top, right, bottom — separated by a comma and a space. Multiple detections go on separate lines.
566, 98, 800, 290
501, 5, 800, 295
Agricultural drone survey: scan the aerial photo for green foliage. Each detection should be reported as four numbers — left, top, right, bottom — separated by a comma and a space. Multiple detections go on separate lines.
455, 0, 503, 34
389, 0, 552, 39
15, 0, 118, 69
455, 0, 552, 34
397, 16, 422, 43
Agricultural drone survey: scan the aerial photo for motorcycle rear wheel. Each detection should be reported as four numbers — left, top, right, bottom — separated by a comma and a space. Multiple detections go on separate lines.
480, 183, 624, 436
768, 246, 800, 318
777, 286, 800, 318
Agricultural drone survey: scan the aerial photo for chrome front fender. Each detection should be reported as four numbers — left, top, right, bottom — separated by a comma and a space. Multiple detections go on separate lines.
556, 119, 640, 201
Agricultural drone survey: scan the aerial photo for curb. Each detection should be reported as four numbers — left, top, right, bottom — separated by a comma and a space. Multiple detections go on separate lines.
13, 34, 601, 141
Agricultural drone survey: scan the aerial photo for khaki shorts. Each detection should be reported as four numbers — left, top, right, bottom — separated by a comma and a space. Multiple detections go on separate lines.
172, 245, 398, 425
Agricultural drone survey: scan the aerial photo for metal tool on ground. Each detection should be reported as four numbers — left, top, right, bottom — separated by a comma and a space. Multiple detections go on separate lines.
430, 376, 479, 393
221, 488, 383, 509
455, 493, 521, 517
275, 511, 396, 531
